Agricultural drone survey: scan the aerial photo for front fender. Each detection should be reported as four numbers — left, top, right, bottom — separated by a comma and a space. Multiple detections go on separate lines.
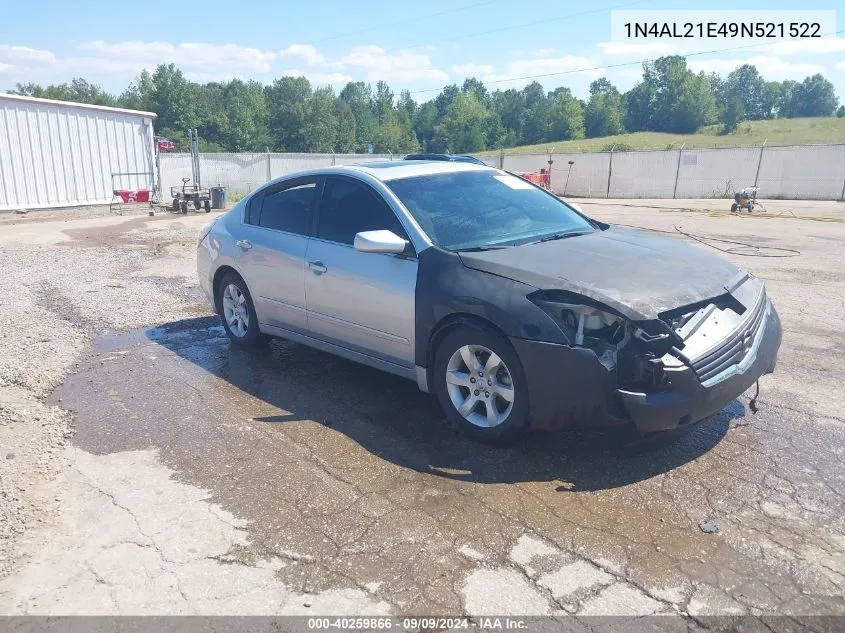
415, 247, 566, 367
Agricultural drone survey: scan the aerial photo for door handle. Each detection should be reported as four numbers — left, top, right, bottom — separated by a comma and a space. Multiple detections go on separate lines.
235, 239, 252, 250
308, 260, 327, 275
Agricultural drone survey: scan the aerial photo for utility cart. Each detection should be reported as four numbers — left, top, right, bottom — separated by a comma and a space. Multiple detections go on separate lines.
171, 177, 211, 214
170, 129, 211, 214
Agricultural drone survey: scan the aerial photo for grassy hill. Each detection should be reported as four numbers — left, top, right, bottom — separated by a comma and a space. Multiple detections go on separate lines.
484, 117, 845, 155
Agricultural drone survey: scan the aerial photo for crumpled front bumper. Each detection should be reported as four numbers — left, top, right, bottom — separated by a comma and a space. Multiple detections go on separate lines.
510, 299, 781, 433
618, 299, 781, 432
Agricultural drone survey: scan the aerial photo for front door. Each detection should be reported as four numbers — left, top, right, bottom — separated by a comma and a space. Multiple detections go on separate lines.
304, 176, 417, 367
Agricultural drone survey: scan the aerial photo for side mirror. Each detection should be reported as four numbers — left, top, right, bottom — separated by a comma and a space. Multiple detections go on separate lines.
353, 230, 408, 254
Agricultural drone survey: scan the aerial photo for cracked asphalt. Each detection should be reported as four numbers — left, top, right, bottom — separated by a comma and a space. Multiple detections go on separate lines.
0, 199, 843, 623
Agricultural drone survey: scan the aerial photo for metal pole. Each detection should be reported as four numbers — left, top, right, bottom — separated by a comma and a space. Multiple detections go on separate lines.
499, 148, 505, 169
753, 139, 767, 188
840, 175, 845, 202
606, 145, 615, 198
266, 152, 272, 181
673, 143, 685, 199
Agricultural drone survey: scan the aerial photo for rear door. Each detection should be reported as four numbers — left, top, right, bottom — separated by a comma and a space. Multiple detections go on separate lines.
234, 177, 319, 332
304, 176, 417, 367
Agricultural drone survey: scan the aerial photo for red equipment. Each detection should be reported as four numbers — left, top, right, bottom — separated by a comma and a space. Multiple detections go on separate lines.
113, 189, 151, 203
519, 168, 551, 190
157, 139, 175, 152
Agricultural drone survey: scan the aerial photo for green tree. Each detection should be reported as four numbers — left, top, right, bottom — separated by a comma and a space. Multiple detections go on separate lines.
491, 89, 525, 142
335, 101, 357, 153
397, 90, 417, 122
837, 105, 845, 118
548, 87, 585, 140
584, 78, 624, 137
787, 74, 839, 117
650, 56, 716, 133
433, 91, 488, 152
522, 97, 551, 144
718, 64, 775, 120
521, 81, 545, 109
412, 101, 439, 151
462, 78, 491, 108
147, 64, 197, 134
777, 80, 799, 117
222, 80, 270, 151
265, 76, 312, 151
13, 78, 116, 106
302, 87, 338, 152
622, 74, 656, 132
722, 95, 746, 133
339, 82, 377, 151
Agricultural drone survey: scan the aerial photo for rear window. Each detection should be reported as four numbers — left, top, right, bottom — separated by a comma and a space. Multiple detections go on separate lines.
253, 182, 317, 236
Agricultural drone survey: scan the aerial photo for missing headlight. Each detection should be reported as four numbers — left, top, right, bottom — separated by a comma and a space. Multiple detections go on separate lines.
531, 298, 630, 370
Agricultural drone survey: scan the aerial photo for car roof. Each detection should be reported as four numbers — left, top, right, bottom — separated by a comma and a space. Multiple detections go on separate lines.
403, 153, 486, 164
329, 160, 494, 182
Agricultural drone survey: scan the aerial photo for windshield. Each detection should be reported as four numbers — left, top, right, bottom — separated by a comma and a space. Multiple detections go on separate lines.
386, 170, 596, 251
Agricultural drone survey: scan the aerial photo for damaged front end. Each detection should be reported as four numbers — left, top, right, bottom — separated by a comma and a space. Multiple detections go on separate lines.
526, 275, 782, 432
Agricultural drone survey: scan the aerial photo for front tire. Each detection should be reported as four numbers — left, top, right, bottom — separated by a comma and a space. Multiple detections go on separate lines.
433, 326, 529, 443
217, 273, 262, 347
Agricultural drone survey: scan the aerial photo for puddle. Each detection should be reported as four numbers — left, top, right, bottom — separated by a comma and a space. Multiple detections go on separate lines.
50, 317, 845, 613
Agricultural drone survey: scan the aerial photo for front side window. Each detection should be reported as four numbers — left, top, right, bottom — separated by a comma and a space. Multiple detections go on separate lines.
386, 171, 596, 251
255, 181, 317, 235
317, 178, 408, 246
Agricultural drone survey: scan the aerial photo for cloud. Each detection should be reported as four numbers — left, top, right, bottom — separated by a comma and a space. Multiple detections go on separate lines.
760, 37, 845, 56
80, 41, 276, 72
451, 63, 494, 76
597, 41, 677, 57
836, 61, 845, 71
511, 47, 556, 58
0, 45, 56, 75
0, 44, 55, 65
484, 55, 599, 86
688, 56, 825, 79
279, 44, 324, 66
338, 46, 447, 83
280, 69, 354, 86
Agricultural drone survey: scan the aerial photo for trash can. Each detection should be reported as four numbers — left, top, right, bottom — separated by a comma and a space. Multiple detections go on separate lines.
211, 186, 227, 209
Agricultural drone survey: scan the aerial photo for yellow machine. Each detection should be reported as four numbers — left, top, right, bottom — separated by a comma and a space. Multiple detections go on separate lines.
731, 186, 758, 213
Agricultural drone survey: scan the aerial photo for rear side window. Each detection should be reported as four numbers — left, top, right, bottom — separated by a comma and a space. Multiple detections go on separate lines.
246, 194, 261, 225
254, 181, 317, 235
316, 178, 408, 246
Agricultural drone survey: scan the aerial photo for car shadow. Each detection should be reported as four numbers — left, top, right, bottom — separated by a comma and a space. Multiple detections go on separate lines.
146, 316, 740, 492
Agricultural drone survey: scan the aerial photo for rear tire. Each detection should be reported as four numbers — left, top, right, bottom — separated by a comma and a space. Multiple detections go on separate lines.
180, 200, 189, 214
730, 203, 738, 213
433, 325, 529, 444
217, 273, 263, 348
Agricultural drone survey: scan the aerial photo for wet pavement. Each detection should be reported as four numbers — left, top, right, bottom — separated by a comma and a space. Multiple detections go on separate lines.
2, 201, 843, 621
53, 316, 845, 616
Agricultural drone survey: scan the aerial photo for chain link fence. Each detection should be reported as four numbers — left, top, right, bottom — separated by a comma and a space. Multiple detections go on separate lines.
159, 144, 845, 201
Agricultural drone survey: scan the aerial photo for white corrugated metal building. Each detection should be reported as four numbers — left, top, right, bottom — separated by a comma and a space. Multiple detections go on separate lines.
0, 94, 157, 211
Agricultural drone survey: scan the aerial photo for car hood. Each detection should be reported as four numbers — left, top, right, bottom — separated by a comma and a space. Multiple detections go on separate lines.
458, 226, 743, 320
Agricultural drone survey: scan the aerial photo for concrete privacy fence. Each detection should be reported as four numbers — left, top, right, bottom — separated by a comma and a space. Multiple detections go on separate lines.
488, 144, 845, 200
159, 144, 845, 202
159, 153, 396, 200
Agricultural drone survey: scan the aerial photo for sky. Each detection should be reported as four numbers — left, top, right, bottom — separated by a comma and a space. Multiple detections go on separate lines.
1, 0, 843, 102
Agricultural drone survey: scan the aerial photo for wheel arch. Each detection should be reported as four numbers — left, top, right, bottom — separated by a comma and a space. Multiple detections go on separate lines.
212, 265, 251, 315
425, 312, 510, 392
